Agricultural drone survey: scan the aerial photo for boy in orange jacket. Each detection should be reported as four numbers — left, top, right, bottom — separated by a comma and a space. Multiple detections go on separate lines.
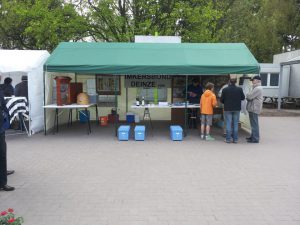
200, 82, 217, 140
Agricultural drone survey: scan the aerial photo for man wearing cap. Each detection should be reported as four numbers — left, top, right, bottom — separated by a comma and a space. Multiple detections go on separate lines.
246, 75, 263, 143
14, 75, 28, 132
15, 75, 28, 99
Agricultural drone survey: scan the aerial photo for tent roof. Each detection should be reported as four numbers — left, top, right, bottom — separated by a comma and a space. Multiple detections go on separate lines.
0, 50, 50, 73
45, 42, 259, 75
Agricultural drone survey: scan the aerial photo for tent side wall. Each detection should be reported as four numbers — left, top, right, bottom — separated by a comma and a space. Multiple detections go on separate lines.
28, 66, 45, 134
0, 50, 50, 135
27, 52, 50, 135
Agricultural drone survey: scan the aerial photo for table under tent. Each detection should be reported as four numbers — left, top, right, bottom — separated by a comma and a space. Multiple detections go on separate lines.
0, 50, 50, 135
43, 42, 260, 136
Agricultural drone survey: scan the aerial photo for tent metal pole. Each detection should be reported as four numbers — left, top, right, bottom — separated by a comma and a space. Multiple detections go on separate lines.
43, 69, 47, 135
75, 73, 78, 121
126, 87, 128, 113
114, 75, 118, 137
278, 65, 284, 110
184, 75, 188, 136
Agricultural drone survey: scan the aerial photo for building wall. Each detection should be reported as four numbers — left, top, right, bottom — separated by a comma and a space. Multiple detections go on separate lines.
273, 50, 300, 63
289, 64, 300, 97
273, 50, 300, 97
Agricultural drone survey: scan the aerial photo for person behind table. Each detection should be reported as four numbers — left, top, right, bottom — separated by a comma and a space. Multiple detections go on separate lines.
187, 78, 203, 103
14, 75, 28, 131
14, 75, 28, 99
0, 77, 14, 97
186, 78, 203, 128
200, 82, 217, 141
220, 77, 245, 143
0, 90, 15, 191
246, 75, 263, 143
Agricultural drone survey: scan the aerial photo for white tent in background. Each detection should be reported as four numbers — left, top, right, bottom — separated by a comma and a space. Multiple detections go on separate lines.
0, 50, 50, 135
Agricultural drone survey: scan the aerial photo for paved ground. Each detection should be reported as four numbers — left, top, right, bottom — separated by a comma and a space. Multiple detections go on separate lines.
1, 117, 300, 225
261, 108, 300, 117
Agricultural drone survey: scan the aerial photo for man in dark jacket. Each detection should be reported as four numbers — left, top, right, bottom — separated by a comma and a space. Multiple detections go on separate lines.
14, 75, 28, 99
0, 77, 14, 97
186, 78, 203, 128
14, 75, 28, 131
221, 78, 245, 143
0, 90, 15, 191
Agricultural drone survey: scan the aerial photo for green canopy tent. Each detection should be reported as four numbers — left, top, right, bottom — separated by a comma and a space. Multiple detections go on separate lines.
43, 42, 260, 135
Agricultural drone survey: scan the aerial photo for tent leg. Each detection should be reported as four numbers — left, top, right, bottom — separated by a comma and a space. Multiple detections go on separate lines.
278, 65, 284, 110
114, 75, 118, 137
126, 88, 128, 113
43, 70, 47, 135
184, 76, 188, 137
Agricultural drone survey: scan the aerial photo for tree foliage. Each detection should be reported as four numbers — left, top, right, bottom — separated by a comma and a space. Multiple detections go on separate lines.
0, 0, 88, 51
0, 0, 299, 62
220, 0, 300, 62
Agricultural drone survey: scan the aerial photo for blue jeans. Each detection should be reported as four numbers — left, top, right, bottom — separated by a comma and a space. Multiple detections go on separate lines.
224, 111, 240, 142
248, 112, 259, 142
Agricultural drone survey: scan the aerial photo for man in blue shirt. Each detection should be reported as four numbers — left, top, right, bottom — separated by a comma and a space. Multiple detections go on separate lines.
187, 78, 203, 104
187, 78, 203, 128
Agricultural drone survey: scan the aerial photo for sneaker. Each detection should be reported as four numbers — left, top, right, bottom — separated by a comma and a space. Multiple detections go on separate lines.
224, 139, 231, 143
205, 135, 215, 141
200, 134, 204, 139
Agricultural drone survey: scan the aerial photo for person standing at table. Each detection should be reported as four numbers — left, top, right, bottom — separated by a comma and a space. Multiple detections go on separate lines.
246, 75, 263, 143
0, 77, 14, 97
0, 90, 15, 191
187, 78, 203, 128
14, 75, 29, 131
15, 75, 28, 99
221, 77, 245, 143
187, 78, 203, 104
200, 82, 217, 141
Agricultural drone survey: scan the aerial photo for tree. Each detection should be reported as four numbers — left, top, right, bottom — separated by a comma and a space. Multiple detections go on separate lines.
219, 0, 300, 62
0, 0, 88, 51
76, 0, 226, 43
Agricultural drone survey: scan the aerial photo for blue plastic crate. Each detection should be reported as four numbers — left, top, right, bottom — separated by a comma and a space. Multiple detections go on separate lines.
170, 125, 183, 141
126, 114, 135, 123
118, 125, 131, 141
79, 110, 90, 123
134, 125, 145, 141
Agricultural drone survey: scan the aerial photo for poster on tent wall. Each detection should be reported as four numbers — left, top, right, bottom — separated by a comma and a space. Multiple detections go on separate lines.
96, 75, 121, 95
124, 75, 172, 88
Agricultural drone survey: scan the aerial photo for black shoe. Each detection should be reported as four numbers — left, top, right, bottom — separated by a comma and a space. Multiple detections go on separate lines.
247, 139, 259, 143
0, 185, 15, 191
7, 170, 15, 176
246, 137, 252, 141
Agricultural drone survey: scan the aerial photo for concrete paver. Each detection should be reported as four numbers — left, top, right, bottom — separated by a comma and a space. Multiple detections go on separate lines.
1, 117, 300, 225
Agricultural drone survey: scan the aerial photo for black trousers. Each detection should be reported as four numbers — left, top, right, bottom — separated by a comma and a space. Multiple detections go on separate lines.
0, 132, 7, 186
